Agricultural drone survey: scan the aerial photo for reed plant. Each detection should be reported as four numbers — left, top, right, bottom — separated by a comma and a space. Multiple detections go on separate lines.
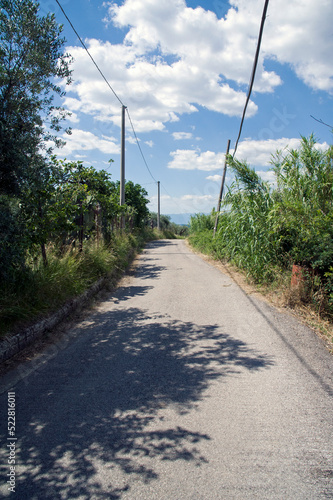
189, 135, 333, 319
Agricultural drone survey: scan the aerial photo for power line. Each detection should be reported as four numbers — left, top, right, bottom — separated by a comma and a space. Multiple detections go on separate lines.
233, 0, 270, 157
55, 0, 159, 187
126, 108, 158, 184
55, 0, 125, 107
310, 115, 333, 129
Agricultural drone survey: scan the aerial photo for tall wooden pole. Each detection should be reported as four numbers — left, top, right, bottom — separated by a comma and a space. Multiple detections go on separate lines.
213, 139, 230, 237
157, 181, 160, 231
120, 105, 126, 228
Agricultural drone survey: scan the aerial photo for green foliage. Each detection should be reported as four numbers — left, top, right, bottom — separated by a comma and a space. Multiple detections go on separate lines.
0, 152, 156, 282
0, 231, 149, 336
270, 135, 333, 271
188, 228, 217, 255
147, 212, 189, 237
190, 213, 215, 232
0, 0, 72, 277
214, 155, 278, 281
0, 0, 72, 195
121, 180, 150, 228
189, 136, 333, 318
0, 196, 27, 281
148, 212, 171, 230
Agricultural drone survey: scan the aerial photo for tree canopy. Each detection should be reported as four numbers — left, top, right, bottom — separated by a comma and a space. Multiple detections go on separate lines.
0, 0, 72, 195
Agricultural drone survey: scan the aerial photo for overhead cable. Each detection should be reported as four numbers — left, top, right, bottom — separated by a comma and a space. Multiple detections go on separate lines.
55, 0, 125, 107
55, 0, 159, 185
233, 0, 270, 157
126, 108, 158, 184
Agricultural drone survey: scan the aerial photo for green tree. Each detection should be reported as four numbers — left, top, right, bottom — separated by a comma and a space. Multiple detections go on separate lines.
52, 160, 118, 252
0, 0, 72, 280
0, 0, 72, 195
148, 212, 171, 230
117, 181, 150, 228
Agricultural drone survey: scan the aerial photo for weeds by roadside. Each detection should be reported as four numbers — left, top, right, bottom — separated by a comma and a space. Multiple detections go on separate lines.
0, 228, 168, 338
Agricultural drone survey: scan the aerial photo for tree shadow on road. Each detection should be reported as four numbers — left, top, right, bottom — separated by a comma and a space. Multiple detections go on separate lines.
2, 307, 274, 499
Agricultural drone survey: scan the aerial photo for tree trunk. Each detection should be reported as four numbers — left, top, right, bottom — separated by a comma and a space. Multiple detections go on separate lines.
41, 243, 48, 267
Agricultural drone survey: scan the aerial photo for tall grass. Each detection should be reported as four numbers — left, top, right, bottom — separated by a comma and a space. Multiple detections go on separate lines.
0, 230, 154, 336
189, 135, 333, 319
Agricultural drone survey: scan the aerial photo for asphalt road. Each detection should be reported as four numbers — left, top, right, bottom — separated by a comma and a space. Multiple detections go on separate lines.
0, 239, 333, 499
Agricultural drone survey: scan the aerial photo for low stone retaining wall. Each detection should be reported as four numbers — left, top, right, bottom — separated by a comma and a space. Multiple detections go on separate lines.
0, 276, 109, 363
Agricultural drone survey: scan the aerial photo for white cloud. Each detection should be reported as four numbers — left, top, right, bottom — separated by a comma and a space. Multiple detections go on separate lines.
231, 137, 330, 167
56, 128, 120, 156
65, 38, 255, 132
148, 193, 217, 214
167, 137, 331, 176
206, 174, 222, 183
172, 132, 193, 140
145, 140, 154, 147
66, 111, 80, 123
168, 149, 225, 171
126, 135, 138, 145
107, 0, 280, 92
234, 137, 331, 167
232, 137, 302, 166
261, 0, 333, 93
62, 0, 333, 135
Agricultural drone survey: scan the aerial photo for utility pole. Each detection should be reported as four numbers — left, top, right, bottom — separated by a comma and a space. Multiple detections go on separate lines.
213, 139, 230, 237
157, 181, 160, 231
120, 105, 126, 228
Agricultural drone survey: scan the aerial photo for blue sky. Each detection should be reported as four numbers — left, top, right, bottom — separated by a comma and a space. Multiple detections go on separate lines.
42, 0, 333, 221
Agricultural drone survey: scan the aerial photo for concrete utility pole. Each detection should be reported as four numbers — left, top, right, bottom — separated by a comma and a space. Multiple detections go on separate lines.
157, 181, 160, 231
213, 139, 230, 237
120, 105, 126, 228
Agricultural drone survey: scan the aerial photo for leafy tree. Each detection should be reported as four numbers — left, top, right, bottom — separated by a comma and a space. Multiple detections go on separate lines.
0, 0, 72, 195
116, 180, 150, 228
148, 212, 171, 230
0, 0, 72, 279
48, 160, 118, 252
0, 196, 27, 281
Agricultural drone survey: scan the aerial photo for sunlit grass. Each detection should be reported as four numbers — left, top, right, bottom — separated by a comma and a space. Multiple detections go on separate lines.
0, 229, 158, 337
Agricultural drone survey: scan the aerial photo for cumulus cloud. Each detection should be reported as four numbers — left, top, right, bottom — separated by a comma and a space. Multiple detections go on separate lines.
56, 128, 120, 156
172, 132, 193, 140
149, 193, 217, 214
256, 170, 276, 184
206, 174, 222, 182
232, 138, 302, 166
233, 137, 330, 166
168, 149, 226, 171
261, 0, 333, 93
62, 0, 333, 134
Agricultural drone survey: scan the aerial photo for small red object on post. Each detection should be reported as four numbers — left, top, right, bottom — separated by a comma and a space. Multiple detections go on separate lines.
291, 264, 303, 288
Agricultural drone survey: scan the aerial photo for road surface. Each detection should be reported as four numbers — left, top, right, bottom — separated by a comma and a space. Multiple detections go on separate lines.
0, 239, 333, 499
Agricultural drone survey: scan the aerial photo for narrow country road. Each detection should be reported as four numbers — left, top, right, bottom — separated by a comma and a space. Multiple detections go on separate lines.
1, 239, 333, 499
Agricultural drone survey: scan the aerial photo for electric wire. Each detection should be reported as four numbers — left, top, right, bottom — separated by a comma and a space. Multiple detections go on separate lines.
55, 0, 125, 107
55, 0, 159, 189
55, 0, 270, 213
233, 0, 270, 158
310, 115, 333, 129
126, 108, 158, 184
